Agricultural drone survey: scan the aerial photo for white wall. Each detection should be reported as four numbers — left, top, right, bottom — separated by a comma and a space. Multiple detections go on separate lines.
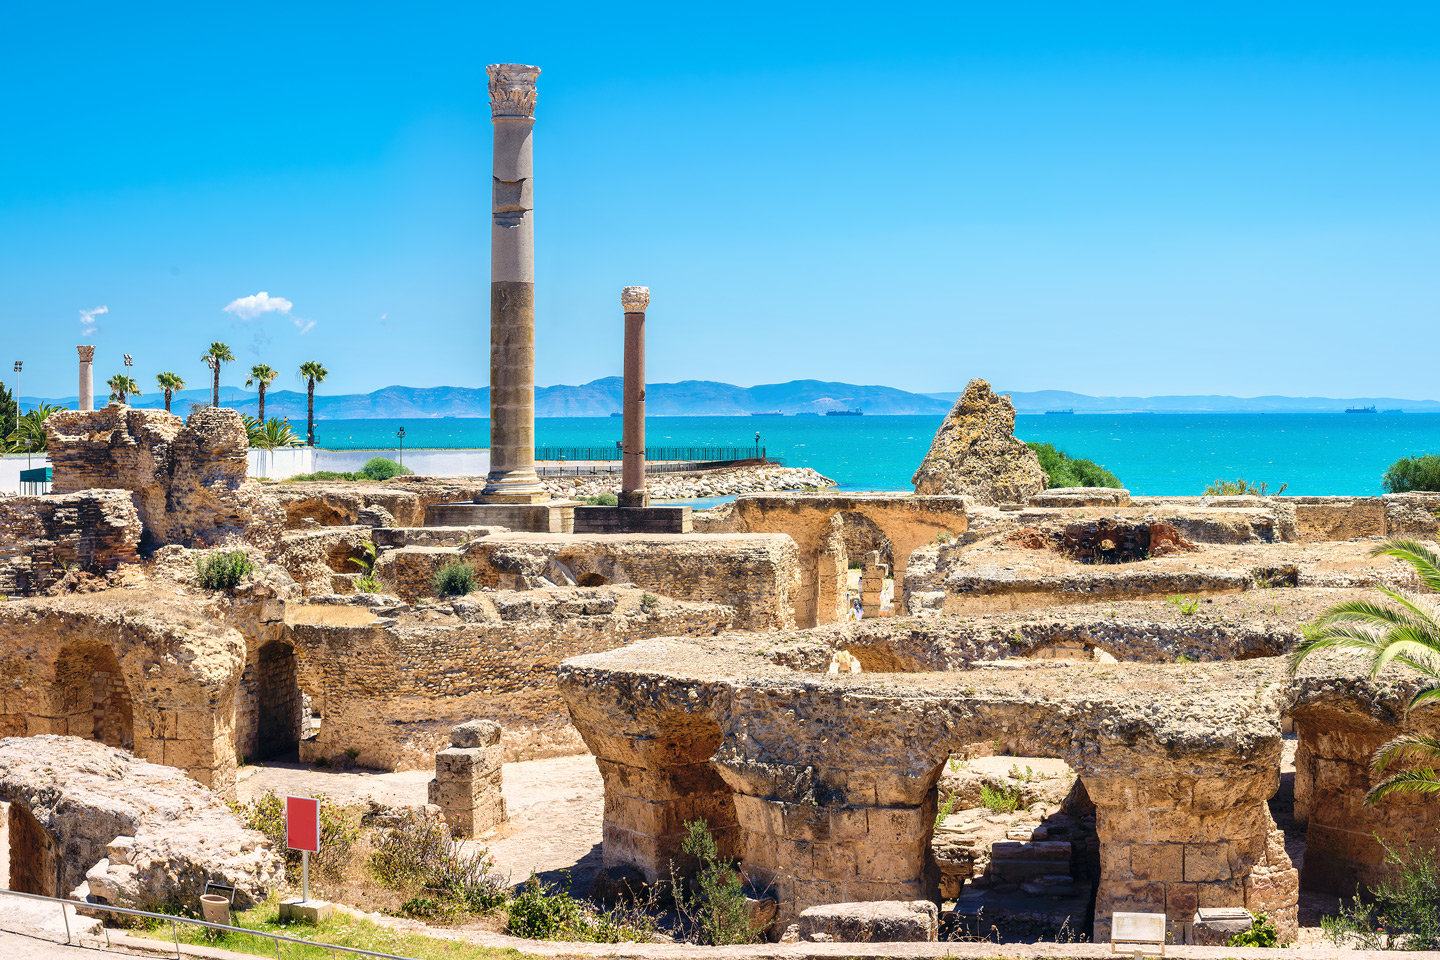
246, 447, 490, 480
0, 455, 51, 494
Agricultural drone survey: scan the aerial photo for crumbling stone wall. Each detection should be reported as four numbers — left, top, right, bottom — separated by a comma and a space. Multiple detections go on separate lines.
912, 378, 1046, 504
267, 483, 426, 528
559, 639, 1299, 940
730, 493, 968, 627
463, 533, 801, 631
0, 490, 141, 596
289, 587, 735, 770
46, 405, 284, 549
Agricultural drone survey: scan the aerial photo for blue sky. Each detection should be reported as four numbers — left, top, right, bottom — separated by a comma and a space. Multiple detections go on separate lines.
3, 2, 1439, 402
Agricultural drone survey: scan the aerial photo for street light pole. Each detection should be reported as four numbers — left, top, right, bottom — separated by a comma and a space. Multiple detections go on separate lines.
396, 426, 406, 468
12, 361, 21, 442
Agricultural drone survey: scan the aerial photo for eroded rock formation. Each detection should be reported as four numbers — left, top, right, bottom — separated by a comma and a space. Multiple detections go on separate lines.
0, 735, 281, 907
912, 379, 1046, 505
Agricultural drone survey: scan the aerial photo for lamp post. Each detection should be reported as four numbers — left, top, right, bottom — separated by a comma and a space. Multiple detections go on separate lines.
396, 426, 406, 467
12, 360, 21, 441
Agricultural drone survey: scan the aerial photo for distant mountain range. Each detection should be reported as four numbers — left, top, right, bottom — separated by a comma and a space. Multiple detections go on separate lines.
18, 378, 1440, 418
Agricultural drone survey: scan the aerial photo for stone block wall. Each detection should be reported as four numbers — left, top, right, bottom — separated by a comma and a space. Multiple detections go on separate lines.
0, 490, 142, 596
1283, 497, 1385, 542
46, 405, 284, 549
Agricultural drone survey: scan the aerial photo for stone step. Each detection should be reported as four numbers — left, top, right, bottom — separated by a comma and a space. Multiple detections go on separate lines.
991, 840, 1071, 862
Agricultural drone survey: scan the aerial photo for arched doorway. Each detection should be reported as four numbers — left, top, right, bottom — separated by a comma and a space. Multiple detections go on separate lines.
255, 641, 303, 760
53, 643, 134, 751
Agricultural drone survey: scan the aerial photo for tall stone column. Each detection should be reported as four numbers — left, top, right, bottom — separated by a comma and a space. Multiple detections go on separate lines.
480, 63, 547, 504
76, 346, 94, 412
619, 286, 650, 507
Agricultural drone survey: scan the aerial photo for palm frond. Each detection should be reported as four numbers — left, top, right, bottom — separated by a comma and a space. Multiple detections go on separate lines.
1365, 767, 1440, 804
1372, 538, 1440, 592
1371, 733, 1440, 773
1408, 682, 1440, 710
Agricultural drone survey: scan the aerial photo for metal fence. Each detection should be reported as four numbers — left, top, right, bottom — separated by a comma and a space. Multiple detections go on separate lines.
536, 444, 766, 463
0, 887, 425, 960
535, 456, 779, 478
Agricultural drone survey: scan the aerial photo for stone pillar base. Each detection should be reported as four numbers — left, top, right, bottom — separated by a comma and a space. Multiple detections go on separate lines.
618, 491, 651, 508
478, 489, 551, 505
279, 898, 334, 923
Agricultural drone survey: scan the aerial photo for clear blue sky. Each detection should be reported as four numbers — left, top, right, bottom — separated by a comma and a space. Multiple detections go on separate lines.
3, 2, 1438, 401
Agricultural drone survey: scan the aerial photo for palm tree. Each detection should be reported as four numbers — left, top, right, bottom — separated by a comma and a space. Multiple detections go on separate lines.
245, 363, 279, 422
106, 374, 141, 405
202, 342, 234, 407
155, 372, 185, 413
6, 403, 62, 454
244, 415, 303, 449
298, 361, 328, 446
1290, 538, 1440, 801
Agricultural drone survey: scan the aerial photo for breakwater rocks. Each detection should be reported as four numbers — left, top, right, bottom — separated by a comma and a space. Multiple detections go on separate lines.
542, 464, 836, 501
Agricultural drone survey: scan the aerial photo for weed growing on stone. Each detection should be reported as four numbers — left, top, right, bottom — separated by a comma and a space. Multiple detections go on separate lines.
195, 549, 253, 590
1203, 478, 1287, 497
980, 783, 1021, 813
433, 560, 476, 598
640, 592, 661, 614
1166, 594, 1200, 616
583, 493, 619, 506
369, 807, 508, 919
935, 793, 958, 828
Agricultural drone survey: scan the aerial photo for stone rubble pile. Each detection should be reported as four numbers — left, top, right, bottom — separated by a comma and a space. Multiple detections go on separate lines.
542, 464, 836, 501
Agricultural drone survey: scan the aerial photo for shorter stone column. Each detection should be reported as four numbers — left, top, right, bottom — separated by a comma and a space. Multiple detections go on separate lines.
427, 719, 506, 837
77, 346, 94, 412
860, 551, 889, 618
619, 286, 650, 507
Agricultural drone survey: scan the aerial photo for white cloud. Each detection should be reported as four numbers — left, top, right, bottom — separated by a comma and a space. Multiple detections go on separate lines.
223, 291, 294, 321
79, 305, 108, 337
293, 318, 315, 335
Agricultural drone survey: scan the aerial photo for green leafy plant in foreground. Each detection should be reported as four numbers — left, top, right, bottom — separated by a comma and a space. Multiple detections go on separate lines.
674, 819, 757, 945
433, 560, 477, 598
230, 791, 358, 881
1228, 912, 1278, 948
1321, 838, 1440, 950
1166, 594, 1201, 616
980, 782, 1021, 813
369, 807, 507, 919
1026, 442, 1122, 489
195, 550, 254, 591
1290, 538, 1440, 801
584, 493, 619, 506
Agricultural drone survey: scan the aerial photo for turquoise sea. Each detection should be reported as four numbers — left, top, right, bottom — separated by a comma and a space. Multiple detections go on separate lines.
311, 414, 1440, 497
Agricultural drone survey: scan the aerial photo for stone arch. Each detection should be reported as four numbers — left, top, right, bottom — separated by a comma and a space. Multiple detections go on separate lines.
838, 511, 893, 568
51, 642, 134, 750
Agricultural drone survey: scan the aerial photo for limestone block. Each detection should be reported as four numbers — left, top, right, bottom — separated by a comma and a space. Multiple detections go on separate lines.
797, 900, 938, 943
1189, 906, 1252, 946
451, 719, 502, 748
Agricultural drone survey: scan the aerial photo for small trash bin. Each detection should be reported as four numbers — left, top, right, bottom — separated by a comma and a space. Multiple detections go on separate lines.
200, 894, 231, 925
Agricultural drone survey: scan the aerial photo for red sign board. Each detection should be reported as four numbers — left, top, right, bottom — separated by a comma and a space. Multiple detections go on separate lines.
286, 796, 320, 853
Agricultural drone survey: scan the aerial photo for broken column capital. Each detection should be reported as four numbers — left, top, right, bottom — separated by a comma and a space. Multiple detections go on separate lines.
621, 286, 651, 314
487, 63, 541, 119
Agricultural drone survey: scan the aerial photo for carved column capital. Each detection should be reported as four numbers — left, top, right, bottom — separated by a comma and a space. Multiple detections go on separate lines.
487, 64, 540, 120
76, 345, 95, 362
621, 286, 651, 313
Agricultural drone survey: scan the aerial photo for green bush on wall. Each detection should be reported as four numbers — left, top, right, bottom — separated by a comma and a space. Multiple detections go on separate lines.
1384, 454, 1440, 493
361, 457, 413, 481
1025, 442, 1122, 489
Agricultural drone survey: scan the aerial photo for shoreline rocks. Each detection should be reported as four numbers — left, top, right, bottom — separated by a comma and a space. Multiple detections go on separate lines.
542, 464, 836, 501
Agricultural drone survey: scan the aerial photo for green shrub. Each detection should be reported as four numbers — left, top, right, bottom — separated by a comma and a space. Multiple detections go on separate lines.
1383, 455, 1440, 493
283, 470, 362, 482
675, 819, 757, 945
505, 874, 584, 939
1228, 912, 1278, 948
229, 791, 358, 881
980, 782, 1021, 813
640, 592, 661, 614
1025, 442, 1121, 490
1322, 838, 1440, 950
195, 550, 254, 590
370, 807, 507, 917
584, 493, 619, 506
361, 457, 412, 481
433, 560, 476, 598
1204, 478, 1287, 497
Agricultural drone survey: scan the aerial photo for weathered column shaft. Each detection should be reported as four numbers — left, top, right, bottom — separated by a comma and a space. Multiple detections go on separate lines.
76, 346, 94, 412
620, 286, 650, 507
482, 63, 547, 503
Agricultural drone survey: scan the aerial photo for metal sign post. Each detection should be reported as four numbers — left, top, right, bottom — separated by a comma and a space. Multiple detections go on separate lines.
285, 796, 321, 905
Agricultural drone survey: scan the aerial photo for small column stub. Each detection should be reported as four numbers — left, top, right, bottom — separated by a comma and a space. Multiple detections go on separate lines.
481, 63, 548, 504
76, 345, 95, 412
620, 287, 650, 508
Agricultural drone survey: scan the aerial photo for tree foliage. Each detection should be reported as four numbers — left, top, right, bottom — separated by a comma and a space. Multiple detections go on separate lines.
1026, 442, 1122, 489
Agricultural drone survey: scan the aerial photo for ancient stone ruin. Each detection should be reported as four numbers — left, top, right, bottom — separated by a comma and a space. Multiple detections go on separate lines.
911, 378, 1047, 504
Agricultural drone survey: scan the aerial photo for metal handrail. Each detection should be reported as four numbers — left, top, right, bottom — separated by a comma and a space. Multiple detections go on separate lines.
0, 887, 426, 960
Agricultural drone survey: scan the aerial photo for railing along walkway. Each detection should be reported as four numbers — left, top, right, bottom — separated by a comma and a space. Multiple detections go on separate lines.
0, 888, 422, 960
